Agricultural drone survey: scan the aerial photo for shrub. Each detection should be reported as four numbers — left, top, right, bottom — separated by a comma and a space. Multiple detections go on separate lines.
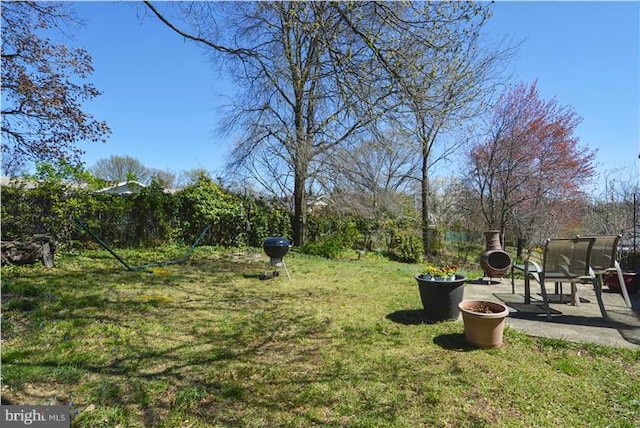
301, 236, 345, 259
389, 230, 423, 263
302, 216, 365, 258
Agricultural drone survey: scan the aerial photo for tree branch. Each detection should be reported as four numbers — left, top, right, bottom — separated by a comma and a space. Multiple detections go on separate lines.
142, 1, 255, 58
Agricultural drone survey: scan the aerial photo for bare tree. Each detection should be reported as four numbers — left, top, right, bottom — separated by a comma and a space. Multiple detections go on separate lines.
91, 155, 151, 183
1, 1, 110, 173
584, 170, 640, 246
144, 1, 394, 244
149, 169, 176, 189
377, 3, 513, 255
318, 130, 418, 220
143, 1, 507, 246
176, 168, 212, 188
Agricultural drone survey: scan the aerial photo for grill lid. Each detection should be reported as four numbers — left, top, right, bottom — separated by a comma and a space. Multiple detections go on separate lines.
263, 236, 290, 247
263, 236, 291, 259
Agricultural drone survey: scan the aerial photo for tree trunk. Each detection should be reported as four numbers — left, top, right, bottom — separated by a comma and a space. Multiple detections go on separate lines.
292, 171, 306, 247
516, 237, 526, 259
421, 151, 431, 255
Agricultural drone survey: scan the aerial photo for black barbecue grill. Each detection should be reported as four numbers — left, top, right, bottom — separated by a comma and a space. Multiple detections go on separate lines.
260, 236, 291, 280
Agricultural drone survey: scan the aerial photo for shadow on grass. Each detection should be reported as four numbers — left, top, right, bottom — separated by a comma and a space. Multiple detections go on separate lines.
386, 309, 465, 326
385, 309, 429, 325
3, 300, 333, 424
385, 310, 477, 351
432, 333, 476, 352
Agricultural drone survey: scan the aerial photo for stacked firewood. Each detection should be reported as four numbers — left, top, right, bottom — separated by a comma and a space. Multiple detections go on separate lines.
1, 234, 57, 267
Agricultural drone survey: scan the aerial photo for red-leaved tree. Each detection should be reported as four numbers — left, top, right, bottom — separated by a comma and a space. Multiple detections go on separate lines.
464, 81, 596, 254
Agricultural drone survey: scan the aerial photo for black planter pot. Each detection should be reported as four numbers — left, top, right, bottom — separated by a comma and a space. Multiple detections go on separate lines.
415, 274, 467, 322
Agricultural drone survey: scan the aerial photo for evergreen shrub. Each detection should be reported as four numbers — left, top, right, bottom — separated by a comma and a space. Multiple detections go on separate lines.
388, 229, 424, 263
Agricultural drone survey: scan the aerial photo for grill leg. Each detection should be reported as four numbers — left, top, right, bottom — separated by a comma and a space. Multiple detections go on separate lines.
281, 260, 291, 280
263, 259, 291, 280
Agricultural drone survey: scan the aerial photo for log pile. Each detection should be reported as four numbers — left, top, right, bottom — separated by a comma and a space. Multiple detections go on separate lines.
1, 235, 57, 267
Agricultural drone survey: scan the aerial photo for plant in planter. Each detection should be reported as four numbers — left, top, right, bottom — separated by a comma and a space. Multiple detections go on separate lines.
423, 263, 459, 281
415, 263, 467, 322
458, 300, 509, 348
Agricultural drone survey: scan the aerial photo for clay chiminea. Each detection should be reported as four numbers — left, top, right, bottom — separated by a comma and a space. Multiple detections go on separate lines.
479, 230, 512, 279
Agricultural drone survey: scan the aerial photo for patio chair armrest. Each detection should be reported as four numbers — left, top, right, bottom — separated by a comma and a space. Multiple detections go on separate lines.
512, 263, 526, 272
528, 261, 542, 283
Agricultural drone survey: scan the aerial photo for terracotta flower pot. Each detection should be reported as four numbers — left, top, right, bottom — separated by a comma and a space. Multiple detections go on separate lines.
458, 300, 509, 348
415, 274, 466, 322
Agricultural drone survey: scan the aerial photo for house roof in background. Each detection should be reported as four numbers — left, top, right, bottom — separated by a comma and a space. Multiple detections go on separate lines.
94, 180, 147, 195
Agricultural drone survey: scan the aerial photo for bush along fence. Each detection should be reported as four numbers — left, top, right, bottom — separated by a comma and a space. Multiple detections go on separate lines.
2, 176, 462, 261
1, 177, 291, 250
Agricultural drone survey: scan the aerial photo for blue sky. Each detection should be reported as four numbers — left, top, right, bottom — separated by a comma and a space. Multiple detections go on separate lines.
71, 1, 639, 187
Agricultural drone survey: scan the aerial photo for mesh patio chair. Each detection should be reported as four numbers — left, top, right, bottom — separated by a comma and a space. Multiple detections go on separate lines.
527, 237, 609, 321
580, 235, 632, 308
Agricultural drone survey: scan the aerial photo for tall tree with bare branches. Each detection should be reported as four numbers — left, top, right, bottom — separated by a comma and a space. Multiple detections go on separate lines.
143, 1, 508, 246
372, 3, 512, 254
318, 130, 418, 220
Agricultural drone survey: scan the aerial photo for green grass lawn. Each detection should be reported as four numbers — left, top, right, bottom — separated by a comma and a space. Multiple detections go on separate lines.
2, 247, 639, 427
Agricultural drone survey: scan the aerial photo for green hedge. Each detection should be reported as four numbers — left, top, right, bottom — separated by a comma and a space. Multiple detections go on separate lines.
2, 175, 422, 261
1, 176, 291, 249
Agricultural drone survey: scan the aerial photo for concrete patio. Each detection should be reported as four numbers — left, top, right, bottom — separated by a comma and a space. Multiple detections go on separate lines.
465, 278, 640, 349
